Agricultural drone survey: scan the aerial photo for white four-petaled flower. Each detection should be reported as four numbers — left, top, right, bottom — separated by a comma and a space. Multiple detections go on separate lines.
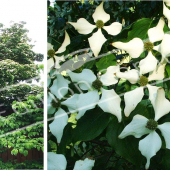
119, 89, 170, 169
111, 18, 166, 74
67, 68, 122, 121
69, 2, 122, 57
115, 64, 166, 117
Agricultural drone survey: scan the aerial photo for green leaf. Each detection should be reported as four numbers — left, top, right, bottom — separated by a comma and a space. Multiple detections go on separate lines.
128, 18, 152, 40
23, 150, 28, 156
11, 149, 18, 156
166, 64, 170, 77
72, 107, 111, 143
160, 150, 170, 169
19, 148, 24, 154
106, 117, 144, 167
57, 123, 74, 154
96, 54, 116, 71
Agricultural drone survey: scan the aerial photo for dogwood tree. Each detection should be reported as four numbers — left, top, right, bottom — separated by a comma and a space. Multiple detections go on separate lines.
0, 22, 44, 168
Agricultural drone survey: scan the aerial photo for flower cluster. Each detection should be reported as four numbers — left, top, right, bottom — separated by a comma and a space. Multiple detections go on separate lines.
47, 1, 170, 169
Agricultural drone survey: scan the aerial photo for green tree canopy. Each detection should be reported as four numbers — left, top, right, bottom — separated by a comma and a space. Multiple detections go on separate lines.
0, 22, 43, 64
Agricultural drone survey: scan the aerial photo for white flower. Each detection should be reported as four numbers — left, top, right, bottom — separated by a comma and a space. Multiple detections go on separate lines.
48, 73, 79, 143
48, 94, 79, 143
115, 64, 166, 117
67, 69, 122, 122
47, 31, 70, 73
48, 152, 67, 170
163, 0, 170, 28
119, 89, 170, 169
48, 152, 95, 170
111, 18, 165, 73
69, 2, 122, 57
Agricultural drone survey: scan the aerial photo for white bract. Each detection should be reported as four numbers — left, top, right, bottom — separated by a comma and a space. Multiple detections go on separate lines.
100, 65, 120, 86
115, 64, 166, 117
47, 31, 70, 73
48, 152, 95, 170
67, 68, 122, 121
69, 2, 122, 57
111, 18, 165, 74
154, 33, 170, 62
164, 0, 170, 6
73, 158, 95, 170
48, 152, 67, 170
163, 0, 170, 28
119, 89, 170, 169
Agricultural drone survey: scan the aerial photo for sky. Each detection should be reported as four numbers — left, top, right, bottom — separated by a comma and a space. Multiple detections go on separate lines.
0, 0, 47, 55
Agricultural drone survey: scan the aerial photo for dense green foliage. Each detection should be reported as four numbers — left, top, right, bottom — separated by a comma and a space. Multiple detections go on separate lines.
0, 159, 43, 169
0, 22, 43, 64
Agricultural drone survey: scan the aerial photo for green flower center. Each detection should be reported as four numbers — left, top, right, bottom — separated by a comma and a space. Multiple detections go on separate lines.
139, 76, 148, 86
146, 119, 158, 130
144, 41, 154, 51
48, 49, 55, 57
96, 20, 104, 28
51, 99, 61, 108
92, 79, 103, 90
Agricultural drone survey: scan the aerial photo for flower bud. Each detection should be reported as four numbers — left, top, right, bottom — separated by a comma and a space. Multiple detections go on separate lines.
139, 76, 148, 86
146, 119, 158, 130
51, 99, 61, 109
96, 20, 104, 28
92, 79, 103, 90
144, 41, 154, 51
48, 49, 55, 58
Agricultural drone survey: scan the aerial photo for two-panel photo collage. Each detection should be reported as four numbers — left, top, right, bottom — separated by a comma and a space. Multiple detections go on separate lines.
0, 0, 170, 169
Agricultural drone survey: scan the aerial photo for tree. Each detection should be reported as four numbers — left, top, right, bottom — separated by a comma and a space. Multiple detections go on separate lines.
0, 22, 43, 115
0, 22, 44, 168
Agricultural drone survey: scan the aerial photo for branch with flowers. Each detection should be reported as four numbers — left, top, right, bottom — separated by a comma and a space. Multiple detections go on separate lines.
47, 1, 170, 169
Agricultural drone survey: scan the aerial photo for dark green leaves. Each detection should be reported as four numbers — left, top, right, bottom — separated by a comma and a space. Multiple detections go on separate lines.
72, 107, 111, 143
106, 118, 144, 167
96, 53, 117, 71
128, 18, 152, 40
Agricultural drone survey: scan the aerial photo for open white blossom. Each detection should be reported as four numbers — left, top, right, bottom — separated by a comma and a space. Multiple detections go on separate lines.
67, 69, 122, 122
69, 2, 122, 57
47, 31, 70, 73
119, 88, 170, 169
115, 63, 166, 117
48, 93, 79, 143
48, 73, 79, 143
111, 18, 165, 73
48, 152, 95, 170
